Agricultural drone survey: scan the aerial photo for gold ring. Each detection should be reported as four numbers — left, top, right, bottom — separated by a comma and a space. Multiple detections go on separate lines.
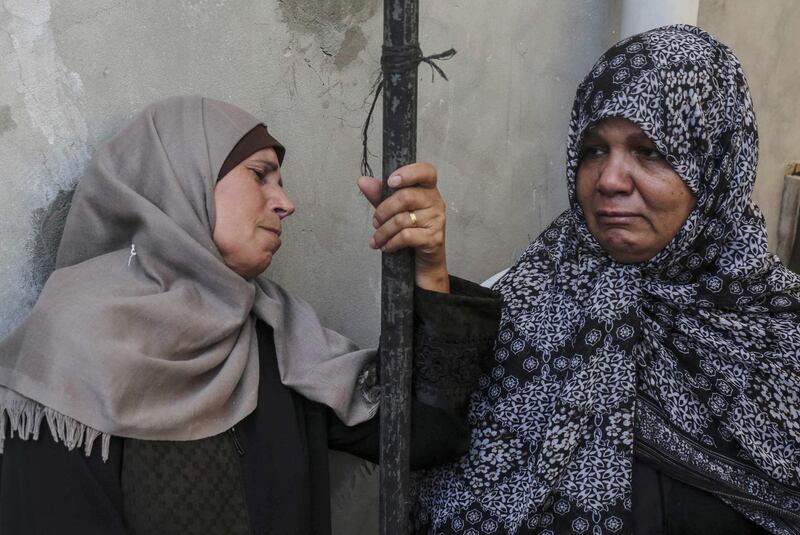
409, 211, 418, 227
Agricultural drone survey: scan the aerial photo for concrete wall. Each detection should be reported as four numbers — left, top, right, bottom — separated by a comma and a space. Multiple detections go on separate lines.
698, 0, 800, 253
620, 0, 699, 38
0, 0, 618, 347
0, 0, 384, 341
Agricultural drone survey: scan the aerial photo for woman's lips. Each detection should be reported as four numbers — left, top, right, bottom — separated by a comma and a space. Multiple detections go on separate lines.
259, 226, 282, 237
596, 210, 641, 225
258, 227, 282, 248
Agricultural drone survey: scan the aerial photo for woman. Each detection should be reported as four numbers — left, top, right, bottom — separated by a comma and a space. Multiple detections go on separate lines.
0, 95, 502, 534
415, 25, 800, 534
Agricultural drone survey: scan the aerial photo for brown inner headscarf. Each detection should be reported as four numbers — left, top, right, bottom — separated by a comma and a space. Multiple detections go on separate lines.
218, 124, 285, 181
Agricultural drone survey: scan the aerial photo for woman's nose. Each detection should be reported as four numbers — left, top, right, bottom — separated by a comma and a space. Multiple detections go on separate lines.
596, 154, 634, 196
273, 189, 295, 219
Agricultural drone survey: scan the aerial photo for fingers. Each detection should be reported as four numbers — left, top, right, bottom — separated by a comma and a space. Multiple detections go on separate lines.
357, 161, 437, 207
357, 162, 445, 261
357, 176, 383, 208
369, 207, 443, 251
360, 163, 448, 292
386, 162, 437, 189
372, 186, 444, 229
371, 213, 446, 254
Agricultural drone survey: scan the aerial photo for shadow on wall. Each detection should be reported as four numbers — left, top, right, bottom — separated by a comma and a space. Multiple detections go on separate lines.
25, 188, 75, 295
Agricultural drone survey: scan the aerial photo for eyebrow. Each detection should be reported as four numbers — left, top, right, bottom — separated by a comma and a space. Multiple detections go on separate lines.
583, 129, 655, 145
249, 159, 280, 173
627, 132, 655, 145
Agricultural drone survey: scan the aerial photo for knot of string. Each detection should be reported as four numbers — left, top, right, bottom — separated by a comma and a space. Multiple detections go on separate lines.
361, 46, 456, 177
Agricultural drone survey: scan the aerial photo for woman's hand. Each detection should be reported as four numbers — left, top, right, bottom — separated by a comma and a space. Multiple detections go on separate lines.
357, 162, 449, 293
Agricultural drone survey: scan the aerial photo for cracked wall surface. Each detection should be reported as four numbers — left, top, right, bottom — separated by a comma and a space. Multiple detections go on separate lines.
277, 0, 377, 62
1, 0, 90, 330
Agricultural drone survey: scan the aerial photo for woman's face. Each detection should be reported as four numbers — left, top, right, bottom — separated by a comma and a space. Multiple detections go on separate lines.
576, 117, 695, 263
213, 147, 295, 279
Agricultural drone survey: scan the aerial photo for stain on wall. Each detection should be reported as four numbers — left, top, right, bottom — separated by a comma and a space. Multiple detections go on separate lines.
278, 0, 377, 35
0, 0, 90, 336
277, 0, 376, 67
335, 26, 367, 69
0, 105, 17, 134
25, 187, 75, 293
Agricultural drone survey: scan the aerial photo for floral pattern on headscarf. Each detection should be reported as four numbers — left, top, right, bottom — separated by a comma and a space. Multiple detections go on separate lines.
414, 25, 800, 535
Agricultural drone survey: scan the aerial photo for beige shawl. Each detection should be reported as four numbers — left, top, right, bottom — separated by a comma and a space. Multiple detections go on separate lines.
0, 96, 376, 459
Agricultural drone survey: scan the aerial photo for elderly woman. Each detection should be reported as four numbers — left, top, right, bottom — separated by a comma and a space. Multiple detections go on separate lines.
0, 96, 502, 534
415, 26, 800, 535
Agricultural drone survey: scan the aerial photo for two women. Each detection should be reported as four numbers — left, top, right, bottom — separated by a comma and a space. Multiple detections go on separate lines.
0, 95, 502, 534
415, 25, 800, 535
2, 21, 798, 535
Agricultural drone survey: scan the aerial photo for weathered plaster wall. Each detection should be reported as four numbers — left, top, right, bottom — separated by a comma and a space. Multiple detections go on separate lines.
0, 0, 387, 342
698, 0, 800, 252
1, 0, 91, 329
0, 0, 618, 349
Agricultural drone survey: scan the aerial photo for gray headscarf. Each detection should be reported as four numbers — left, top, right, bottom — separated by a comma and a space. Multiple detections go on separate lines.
0, 95, 377, 460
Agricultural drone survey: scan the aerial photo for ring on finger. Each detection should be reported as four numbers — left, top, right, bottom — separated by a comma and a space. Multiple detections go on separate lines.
408, 211, 418, 227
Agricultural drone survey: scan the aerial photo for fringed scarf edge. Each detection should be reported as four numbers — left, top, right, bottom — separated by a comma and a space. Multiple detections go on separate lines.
0, 387, 111, 461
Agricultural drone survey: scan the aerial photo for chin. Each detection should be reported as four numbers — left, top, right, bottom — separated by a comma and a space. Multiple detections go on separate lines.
600, 239, 648, 264
605, 245, 657, 264
594, 230, 647, 264
250, 259, 272, 279
236, 254, 273, 280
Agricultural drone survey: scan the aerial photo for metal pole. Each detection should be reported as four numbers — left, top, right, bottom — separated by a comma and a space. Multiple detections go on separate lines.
379, 0, 418, 533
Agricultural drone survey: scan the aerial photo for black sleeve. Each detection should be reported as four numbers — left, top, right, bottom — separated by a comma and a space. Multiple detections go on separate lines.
0, 426, 127, 535
328, 275, 502, 469
411, 276, 502, 414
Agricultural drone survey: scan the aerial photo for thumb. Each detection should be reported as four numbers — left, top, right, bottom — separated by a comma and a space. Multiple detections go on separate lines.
357, 176, 383, 208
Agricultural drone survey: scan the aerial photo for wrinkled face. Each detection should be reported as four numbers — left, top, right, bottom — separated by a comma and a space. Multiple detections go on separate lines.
213, 147, 295, 279
576, 117, 696, 263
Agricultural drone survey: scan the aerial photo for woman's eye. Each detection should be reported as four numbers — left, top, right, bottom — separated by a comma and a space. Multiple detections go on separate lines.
251, 168, 267, 182
637, 147, 663, 161
580, 145, 605, 160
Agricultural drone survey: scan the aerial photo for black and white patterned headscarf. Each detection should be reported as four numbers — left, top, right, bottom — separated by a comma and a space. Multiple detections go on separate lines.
415, 25, 800, 535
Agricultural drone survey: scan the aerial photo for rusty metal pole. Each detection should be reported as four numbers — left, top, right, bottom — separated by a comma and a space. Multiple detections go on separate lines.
379, 0, 418, 533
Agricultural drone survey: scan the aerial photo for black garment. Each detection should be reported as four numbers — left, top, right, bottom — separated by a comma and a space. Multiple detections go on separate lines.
632, 458, 772, 535
0, 278, 502, 535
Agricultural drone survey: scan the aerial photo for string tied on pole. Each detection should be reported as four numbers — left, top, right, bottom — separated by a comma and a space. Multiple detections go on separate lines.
361, 46, 456, 177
